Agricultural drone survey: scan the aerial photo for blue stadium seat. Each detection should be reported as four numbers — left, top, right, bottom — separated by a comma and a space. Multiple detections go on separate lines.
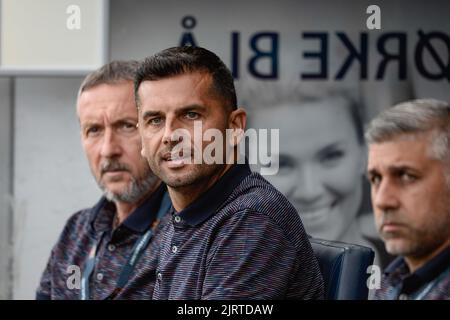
309, 237, 375, 300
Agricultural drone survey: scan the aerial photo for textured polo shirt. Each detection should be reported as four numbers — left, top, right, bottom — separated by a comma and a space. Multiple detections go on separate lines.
153, 163, 324, 300
374, 245, 450, 300
36, 183, 170, 300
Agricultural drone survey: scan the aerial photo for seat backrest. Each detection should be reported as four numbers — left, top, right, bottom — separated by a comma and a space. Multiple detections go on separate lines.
309, 237, 375, 300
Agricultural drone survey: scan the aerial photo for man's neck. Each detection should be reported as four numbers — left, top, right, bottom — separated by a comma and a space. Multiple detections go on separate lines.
405, 237, 450, 273
114, 201, 140, 225
169, 164, 232, 212
113, 182, 161, 225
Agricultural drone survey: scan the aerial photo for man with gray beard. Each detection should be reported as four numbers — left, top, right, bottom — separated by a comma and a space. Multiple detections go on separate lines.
36, 61, 171, 300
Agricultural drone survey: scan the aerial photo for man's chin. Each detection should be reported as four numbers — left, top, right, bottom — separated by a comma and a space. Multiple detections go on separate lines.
384, 238, 414, 256
157, 162, 221, 189
104, 187, 137, 203
101, 182, 130, 198
161, 170, 199, 189
163, 177, 194, 189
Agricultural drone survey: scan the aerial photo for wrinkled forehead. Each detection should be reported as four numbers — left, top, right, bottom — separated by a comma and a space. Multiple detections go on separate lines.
136, 72, 224, 117
77, 82, 137, 121
138, 72, 213, 98
367, 133, 436, 169
370, 131, 441, 159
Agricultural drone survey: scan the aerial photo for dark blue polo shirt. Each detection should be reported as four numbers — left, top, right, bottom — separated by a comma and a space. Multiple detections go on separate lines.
374, 244, 450, 300
153, 164, 324, 299
36, 183, 170, 300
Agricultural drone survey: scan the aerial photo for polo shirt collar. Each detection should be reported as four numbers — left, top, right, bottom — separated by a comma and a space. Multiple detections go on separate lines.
384, 244, 450, 294
90, 182, 167, 234
175, 163, 252, 227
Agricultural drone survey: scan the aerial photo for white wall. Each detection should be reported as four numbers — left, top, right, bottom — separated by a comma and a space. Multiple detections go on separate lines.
0, 78, 13, 300
12, 78, 100, 299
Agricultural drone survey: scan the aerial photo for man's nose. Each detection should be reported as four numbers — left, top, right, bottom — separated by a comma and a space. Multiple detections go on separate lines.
100, 129, 122, 158
162, 118, 184, 147
373, 179, 400, 212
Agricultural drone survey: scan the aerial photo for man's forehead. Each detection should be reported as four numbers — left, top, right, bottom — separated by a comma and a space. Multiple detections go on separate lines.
137, 77, 220, 116
138, 72, 212, 98
78, 100, 137, 120
367, 136, 433, 171
77, 83, 137, 119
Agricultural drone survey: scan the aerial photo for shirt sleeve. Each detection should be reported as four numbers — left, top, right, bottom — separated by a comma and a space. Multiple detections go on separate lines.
35, 210, 84, 300
35, 250, 54, 300
201, 210, 314, 299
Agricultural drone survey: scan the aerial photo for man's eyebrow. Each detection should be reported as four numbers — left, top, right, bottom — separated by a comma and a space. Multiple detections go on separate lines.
142, 105, 208, 120
388, 165, 420, 175
367, 165, 419, 176
142, 110, 163, 120
80, 121, 100, 130
112, 117, 137, 125
175, 104, 207, 115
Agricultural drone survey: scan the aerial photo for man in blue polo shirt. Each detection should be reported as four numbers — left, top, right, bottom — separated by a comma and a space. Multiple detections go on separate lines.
36, 61, 170, 300
135, 46, 324, 299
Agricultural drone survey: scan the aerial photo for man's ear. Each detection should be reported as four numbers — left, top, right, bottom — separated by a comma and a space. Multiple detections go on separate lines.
228, 107, 247, 147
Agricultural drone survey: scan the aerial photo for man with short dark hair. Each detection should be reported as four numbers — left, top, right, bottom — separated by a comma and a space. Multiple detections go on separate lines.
36, 60, 170, 300
135, 46, 324, 299
366, 99, 450, 300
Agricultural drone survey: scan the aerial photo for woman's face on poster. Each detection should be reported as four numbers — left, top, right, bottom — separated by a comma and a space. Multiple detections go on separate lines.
251, 96, 366, 240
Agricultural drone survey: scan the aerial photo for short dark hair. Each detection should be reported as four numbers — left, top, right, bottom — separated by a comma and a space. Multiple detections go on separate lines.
134, 46, 237, 111
79, 60, 140, 96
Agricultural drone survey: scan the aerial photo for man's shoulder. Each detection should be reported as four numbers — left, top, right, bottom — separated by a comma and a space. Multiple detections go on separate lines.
227, 172, 298, 218
434, 267, 450, 297
217, 172, 307, 246
64, 206, 95, 231
55, 204, 98, 246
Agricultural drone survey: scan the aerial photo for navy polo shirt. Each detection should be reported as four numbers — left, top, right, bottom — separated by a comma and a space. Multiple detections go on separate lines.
37, 183, 170, 300
374, 244, 450, 300
153, 163, 324, 299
